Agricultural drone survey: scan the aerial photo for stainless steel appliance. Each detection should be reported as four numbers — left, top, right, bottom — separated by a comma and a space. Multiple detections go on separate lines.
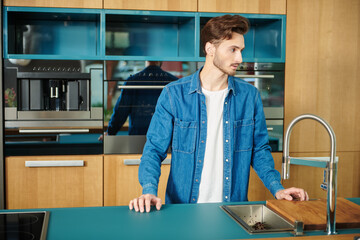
236, 62, 284, 151
3, 60, 103, 155
0, 211, 49, 240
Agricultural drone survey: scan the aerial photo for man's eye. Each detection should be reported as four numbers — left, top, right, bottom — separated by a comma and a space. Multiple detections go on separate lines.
231, 48, 236, 52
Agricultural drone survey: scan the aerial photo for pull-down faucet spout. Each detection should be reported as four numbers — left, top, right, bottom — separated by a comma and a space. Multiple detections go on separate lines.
282, 114, 337, 235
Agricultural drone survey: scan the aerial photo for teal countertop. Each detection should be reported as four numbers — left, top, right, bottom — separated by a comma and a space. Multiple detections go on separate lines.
1, 199, 360, 240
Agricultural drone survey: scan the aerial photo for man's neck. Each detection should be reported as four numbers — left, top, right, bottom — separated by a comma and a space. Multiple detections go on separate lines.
200, 61, 228, 91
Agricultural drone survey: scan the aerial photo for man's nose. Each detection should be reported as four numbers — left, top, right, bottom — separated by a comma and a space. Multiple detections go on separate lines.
235, 51, 243, 63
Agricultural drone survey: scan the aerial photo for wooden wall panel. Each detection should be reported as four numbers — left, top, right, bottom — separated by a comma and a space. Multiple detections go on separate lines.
285, 0, 360, 153
4, 0, 103, 8
198, 0, 286, 14
104, 0, 197, 12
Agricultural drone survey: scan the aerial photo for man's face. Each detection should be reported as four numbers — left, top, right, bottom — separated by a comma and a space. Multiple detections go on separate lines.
212, 32, 245, 76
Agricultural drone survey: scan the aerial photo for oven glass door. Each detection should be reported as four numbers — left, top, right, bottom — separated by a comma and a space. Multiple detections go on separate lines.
103, 61, 197, 154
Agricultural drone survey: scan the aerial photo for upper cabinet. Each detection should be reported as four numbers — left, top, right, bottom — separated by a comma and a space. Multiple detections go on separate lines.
198, 0, 286, 14
104, 0, 197, 12
3, 7, 103, 60
4, 0, 103, 9
3, 7, 286, 62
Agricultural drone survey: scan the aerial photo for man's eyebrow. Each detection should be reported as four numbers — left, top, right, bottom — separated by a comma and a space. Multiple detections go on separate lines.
229, 45, 245, 51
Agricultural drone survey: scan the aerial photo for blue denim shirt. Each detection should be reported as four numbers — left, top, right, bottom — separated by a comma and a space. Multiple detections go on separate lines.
139, 68, 284, 204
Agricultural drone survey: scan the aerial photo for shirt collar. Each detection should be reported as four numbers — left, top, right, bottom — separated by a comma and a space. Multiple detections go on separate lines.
188, 67, 236, 96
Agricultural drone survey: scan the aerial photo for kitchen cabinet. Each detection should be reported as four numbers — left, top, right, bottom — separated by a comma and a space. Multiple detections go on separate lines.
104, 154, 170, 206
5, 155, 103, 209
3, 0, 103, 9
3, 7, 103, 60
198, 0, 286, 14
104, 0, 197, 12
3, 7, 287, 62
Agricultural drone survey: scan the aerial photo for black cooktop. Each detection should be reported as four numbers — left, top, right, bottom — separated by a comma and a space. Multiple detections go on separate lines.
0, 211, 49, 240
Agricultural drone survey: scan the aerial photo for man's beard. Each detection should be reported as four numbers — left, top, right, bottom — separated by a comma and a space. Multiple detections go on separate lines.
213, 54, 236, 76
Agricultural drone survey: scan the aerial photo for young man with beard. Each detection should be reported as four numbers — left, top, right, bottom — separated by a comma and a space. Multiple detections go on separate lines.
129, 15, 308, 213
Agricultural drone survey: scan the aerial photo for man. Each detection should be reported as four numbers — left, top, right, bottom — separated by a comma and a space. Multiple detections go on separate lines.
130, 15, 308, 213
103, 61, 178, 137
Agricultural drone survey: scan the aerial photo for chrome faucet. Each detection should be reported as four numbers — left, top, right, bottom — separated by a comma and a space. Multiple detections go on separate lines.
282, 114, 337, 235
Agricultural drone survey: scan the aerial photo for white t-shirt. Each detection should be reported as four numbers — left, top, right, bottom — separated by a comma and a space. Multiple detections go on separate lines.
197, 87, 228, 203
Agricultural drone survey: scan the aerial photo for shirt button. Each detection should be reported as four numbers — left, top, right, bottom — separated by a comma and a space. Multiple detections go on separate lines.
192, 198, 196, 201
199, 160, 202, 163
226, 177, 229, 180
226, 159, 229, 162
225, 196, 228, 199
202, 121, 205, 124
225, 102, 228, 104
195, 179, 199, 182
201, 140, 204, 143
225, 121, 228, 124
226, 139, 229, 142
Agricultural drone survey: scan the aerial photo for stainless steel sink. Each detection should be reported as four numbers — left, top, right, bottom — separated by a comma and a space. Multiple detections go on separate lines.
221, 204, 295, 234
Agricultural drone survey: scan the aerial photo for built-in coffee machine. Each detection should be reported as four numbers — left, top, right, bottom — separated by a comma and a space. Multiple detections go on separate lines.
4, 59, 103, 155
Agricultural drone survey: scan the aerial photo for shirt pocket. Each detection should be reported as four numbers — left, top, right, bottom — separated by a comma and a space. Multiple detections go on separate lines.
172, 119, 197, 154
234, 118, 254, 152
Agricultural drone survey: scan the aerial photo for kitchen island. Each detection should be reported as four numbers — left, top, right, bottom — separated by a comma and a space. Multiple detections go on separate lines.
1, 199, 359, 240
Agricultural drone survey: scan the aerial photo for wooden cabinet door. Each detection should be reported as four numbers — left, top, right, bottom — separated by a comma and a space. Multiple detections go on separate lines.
4, 0, 103, 8
6, 155, 103, 209
104, 0, 197, 11
104, 154, 170, 206
198, 0, 286, 14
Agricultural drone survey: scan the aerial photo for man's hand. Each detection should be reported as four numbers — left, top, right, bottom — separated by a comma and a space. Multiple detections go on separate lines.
129, 194, 162, 213
275, 187, 309, 201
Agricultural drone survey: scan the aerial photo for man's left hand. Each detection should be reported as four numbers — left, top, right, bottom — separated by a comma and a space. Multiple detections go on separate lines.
275, 187, 309, 201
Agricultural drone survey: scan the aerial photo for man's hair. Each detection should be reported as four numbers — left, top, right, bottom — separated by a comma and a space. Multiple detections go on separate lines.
201, 15, 250, 55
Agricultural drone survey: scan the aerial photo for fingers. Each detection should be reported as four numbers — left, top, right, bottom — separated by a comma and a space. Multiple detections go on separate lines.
129, 194, 162, 213
277, 187, 309, 201
153, 197, 162, 211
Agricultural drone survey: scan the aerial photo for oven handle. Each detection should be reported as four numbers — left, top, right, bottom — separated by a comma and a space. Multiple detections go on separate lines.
118, 86, 165, 89
25, 160, 84, 168
267, 127, 274, 131
235, 74, 275, 79
19, 129, 90, 133
124, 158, 171, 166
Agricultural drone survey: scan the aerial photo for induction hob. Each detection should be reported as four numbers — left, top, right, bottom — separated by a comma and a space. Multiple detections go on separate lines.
0, 211, 49, 240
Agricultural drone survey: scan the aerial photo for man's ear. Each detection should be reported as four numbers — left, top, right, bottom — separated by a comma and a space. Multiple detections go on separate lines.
205, 42, 215, 56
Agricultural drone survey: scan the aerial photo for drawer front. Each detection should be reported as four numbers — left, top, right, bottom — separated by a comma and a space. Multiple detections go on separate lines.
6, 155, 103, 209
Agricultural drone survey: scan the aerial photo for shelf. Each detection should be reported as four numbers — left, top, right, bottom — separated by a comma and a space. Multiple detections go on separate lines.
105, 10, 197, 60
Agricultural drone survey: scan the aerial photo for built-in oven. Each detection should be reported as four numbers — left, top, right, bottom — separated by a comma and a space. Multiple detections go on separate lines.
103, 61, 197, 154
235, 62, 284, 151
3, 59, 103, 155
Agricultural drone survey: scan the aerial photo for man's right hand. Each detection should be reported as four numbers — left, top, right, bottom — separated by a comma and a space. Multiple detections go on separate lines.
129, 194, 162, 213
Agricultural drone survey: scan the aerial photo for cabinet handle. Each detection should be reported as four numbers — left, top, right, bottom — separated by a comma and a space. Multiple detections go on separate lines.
124, 158, 171, 166
25, 160, 84, 168
19, 129, 89, 133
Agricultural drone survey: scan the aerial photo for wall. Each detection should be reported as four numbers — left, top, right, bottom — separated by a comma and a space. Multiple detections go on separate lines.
282, 0, 360, 198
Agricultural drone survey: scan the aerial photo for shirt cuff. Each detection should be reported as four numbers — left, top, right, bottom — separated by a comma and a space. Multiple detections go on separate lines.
269, 181, 285, 198
142, 183, 158, 196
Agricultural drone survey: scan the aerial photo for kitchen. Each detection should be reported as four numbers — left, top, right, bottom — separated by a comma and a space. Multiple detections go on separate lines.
0, 0, 360, 239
